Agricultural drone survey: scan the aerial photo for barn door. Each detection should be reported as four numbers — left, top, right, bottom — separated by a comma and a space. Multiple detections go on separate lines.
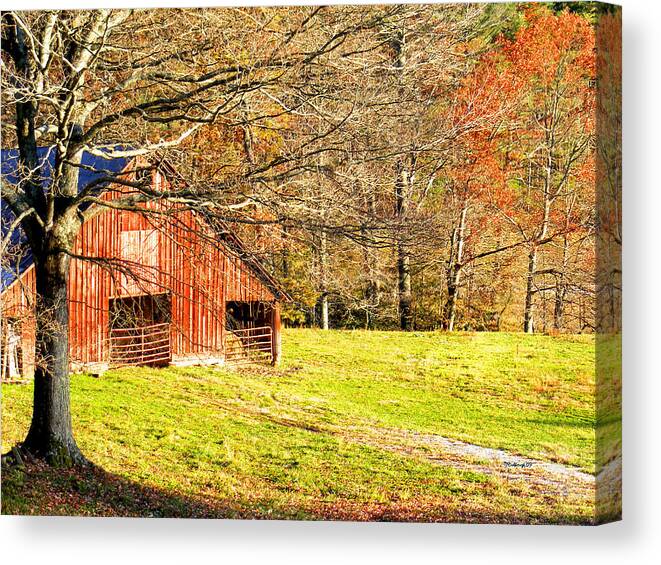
108, 293, 172, 367
224, 301, 274, 364
119, 229, 160, 296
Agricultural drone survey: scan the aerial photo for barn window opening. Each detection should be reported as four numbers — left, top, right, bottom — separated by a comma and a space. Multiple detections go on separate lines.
1, 317, 23, 381
109, 293, 171, 328
108, 293, 172, 367
225, 301, 270, 331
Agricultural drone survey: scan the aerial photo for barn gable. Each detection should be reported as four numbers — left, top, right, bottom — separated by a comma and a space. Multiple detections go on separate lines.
1, 148, 288, 300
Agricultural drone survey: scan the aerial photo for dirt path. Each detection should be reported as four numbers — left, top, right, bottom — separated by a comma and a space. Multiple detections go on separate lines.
340, 425, 596, 499
197, 393, 599, 501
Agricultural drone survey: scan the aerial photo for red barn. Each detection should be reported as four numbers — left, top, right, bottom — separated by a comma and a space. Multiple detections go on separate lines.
1, 149, 290, 381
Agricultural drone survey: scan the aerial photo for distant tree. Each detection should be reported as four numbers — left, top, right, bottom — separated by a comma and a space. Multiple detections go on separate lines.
595, 9, 622, 334
494, 7, 596, 333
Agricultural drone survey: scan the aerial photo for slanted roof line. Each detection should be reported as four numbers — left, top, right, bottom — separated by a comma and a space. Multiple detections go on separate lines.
216, 226, 292, 302
153, 158, 291, 302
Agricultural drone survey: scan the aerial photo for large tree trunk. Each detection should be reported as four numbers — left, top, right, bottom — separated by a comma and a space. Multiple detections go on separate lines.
364, 278, 378, 330
390, 29, 414, 332
395, 158, 414, 331
553, 281, 565, 331
362, 192, 378, 330
445, 281, 459, 332
320, 294, 329, 331
524, 177, 551, 333
397, 241, 412, 331
362, 250, 378, 330
7, 18, 84, 464
395, 161, 413, 331
553, 233, 569, 331
22, 244, 84, 465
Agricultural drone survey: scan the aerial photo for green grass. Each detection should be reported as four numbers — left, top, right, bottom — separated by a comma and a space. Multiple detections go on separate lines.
280, 330, 597, 470
1, 329, 603, 523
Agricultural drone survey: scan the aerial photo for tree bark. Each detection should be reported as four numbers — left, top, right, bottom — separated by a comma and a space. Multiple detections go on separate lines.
395, 159, 413, 331
523, 246, 537, 334
364, 278, 378, 330
524, 169, 551, 333
319, 228, 329, 330
4, 16, 83, 465
395, 164, 413, 331
553, 282, 564, 331
362, 192, 378, 330
553, 233, 569, 331
320, 294, 329, 331
397, 241, 412, 331
21, 243, 84, 465
445, 202, 468, 331
389, 29, 414, 332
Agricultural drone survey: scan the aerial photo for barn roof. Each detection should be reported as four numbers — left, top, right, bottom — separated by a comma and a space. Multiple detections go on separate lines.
1, 147, 128, 290
209, 218, 292, 302
158, 161, 291, 302
1, 149, 291, 301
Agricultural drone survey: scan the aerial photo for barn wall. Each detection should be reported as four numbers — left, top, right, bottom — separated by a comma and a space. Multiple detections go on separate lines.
1, 267, 36, 378
1, 168, 278, 373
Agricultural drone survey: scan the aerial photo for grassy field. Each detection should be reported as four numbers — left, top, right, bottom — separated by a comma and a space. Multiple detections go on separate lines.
1, 329, 604, 523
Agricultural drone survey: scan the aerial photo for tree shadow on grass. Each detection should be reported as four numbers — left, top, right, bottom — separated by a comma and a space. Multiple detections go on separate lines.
1, 459, 256, 519
522, 416, 595, 429
1, 458, 594, 524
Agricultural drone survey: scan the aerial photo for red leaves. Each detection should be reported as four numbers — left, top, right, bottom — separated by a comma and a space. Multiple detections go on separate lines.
501, 8, 595, 90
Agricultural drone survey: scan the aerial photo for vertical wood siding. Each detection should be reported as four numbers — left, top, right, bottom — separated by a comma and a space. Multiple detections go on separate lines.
1, 169, 278, 370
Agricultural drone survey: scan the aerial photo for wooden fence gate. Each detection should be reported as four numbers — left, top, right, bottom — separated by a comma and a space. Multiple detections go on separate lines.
109, 322, 171, 367
224, 326, 273, 365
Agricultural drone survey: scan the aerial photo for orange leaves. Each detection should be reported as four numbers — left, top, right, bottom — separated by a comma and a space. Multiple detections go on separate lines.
441, 5, 597, 253
451, 50, 519, 134
502, 8, 595, 91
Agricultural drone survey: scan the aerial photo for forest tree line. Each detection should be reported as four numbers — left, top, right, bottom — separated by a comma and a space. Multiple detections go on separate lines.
2, 3, 621, 336
189, 2, 619, 334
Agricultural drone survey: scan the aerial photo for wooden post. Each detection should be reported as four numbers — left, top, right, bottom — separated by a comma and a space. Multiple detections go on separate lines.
271, 301, 282, 365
